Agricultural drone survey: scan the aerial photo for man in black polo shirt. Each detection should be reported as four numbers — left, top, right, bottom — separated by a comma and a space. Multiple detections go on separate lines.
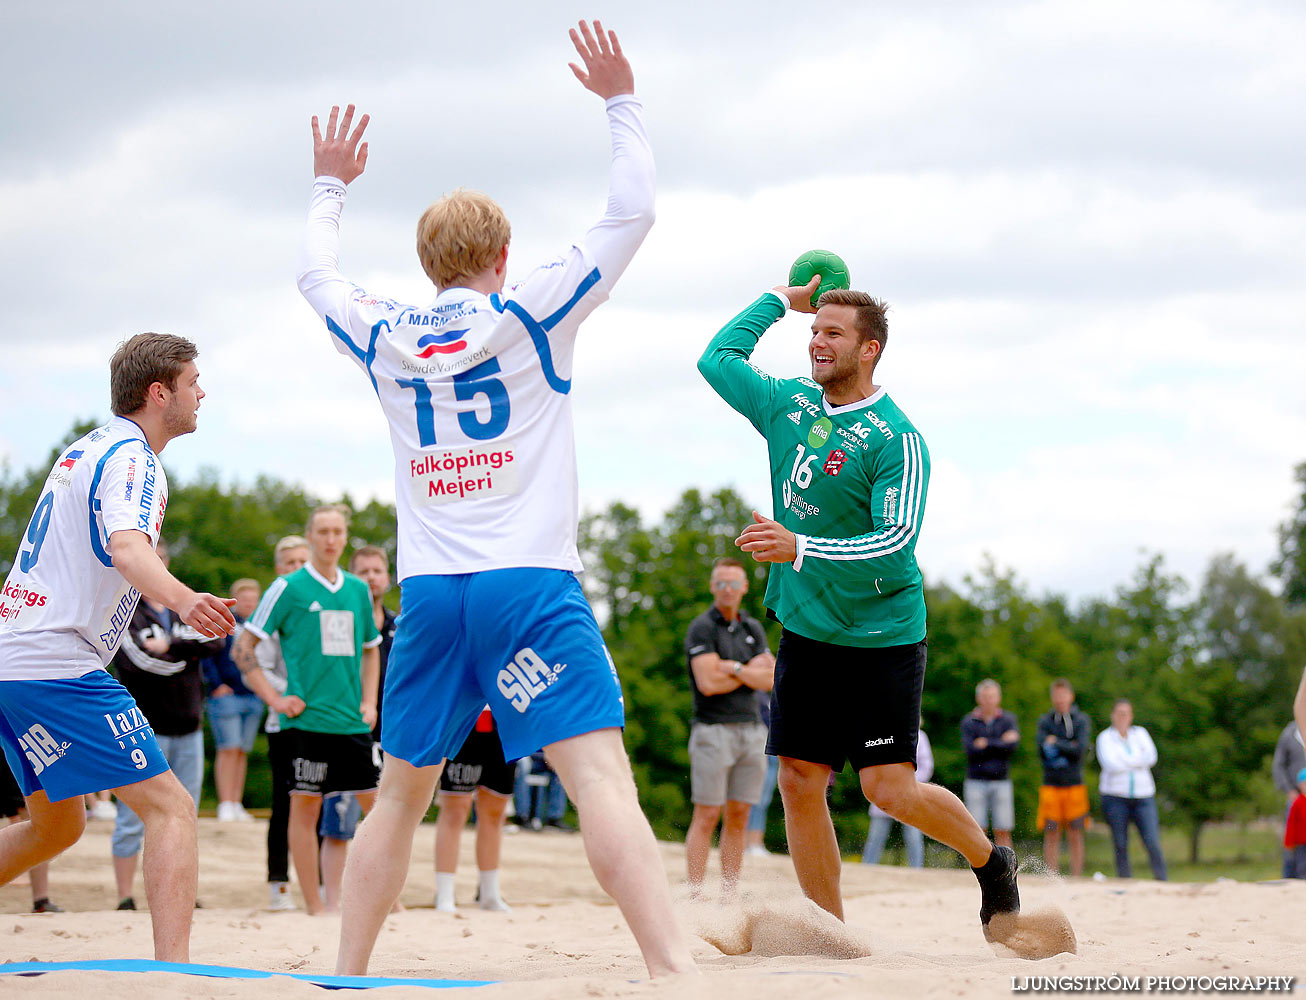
683, 557, 774, 895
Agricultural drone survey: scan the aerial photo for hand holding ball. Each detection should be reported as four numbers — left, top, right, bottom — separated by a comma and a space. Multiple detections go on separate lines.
788, 250, 851, 309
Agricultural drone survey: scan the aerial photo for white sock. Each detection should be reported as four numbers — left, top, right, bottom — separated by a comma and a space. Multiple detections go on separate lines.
478, 869, 509, 911
435, 872, 456, 912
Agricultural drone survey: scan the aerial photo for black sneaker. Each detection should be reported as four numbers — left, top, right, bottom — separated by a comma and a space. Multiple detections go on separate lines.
974, 845, 1020, 933
117, 897, 137, 911
31, 898, 63, 913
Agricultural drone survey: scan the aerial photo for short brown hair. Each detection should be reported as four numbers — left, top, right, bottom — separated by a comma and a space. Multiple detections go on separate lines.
349, 545, 389, 571
1050, 677, 1074, 694
816, 289, 889, 358
416, 189, 511, 289
305, 503, 351, 536
109, 333, 198, 416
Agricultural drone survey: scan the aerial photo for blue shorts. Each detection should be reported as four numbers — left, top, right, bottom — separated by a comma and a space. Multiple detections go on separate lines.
383, 568, 624, 766
0, 671, 171, 803
207, 692, 264, 752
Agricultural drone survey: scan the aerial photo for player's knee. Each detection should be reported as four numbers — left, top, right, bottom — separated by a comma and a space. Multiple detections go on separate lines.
32, 804, 86, 853
777, 759, 826, 802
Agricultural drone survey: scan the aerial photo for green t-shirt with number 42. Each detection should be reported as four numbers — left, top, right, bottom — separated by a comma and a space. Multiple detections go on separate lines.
698, 291, 930, 649
246, 563, 380, 734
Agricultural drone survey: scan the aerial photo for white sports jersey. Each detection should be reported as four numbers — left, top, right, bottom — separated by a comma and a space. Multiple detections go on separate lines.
0, 417, 168, 680
297, 95, 654, 582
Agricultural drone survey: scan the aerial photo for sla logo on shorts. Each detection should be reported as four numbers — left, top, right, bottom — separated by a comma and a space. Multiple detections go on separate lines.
18, 724, 72, 776
497, 647, 567, 714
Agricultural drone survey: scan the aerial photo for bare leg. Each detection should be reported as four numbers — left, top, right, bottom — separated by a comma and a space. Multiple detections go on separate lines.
215, 749, 249, 806
0, 792, 83, 885
288, 793, 325, 915
778, 757, 842, 919
718, 800, 751, 894
1043, 825, 1061, 873
114, 771, 198, 962
684, 803, 721, 892
113, 853, 138, 900
994, 829, 1013, 849
859, 764, 991, 867
320, 837, 349, 912
473, 789, 508, 872
337, 756, 441, 975
6, 811, 52, 904
434, 793, 472, 874
545, 729, 696, 978
1067, 825, 1085, 877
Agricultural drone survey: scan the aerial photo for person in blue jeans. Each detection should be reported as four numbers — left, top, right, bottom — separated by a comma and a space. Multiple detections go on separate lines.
862, 728, 933, 867
513, 752, 570, 831
204, 579, 265, 822
1096, 699, 1166, 880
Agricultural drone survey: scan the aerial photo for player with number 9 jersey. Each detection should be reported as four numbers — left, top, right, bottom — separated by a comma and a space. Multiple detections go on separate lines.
0, 419, 167, 682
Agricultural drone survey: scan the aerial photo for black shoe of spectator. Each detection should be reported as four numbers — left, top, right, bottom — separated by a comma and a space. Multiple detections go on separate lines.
117, 897, 136, 910
544, 819, 577, 833
31, 898, 63, 913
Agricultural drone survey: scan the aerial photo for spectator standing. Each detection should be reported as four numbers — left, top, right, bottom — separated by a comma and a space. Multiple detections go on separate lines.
862, 728, 933, 867
512, 753, 570, 831
110, 539, 222, 909
1036, 678, 1092, 877
1271, 713, 1306, 878
204, 578, 264, 822
683, 558, 775, 895
259, 536, 309, 911
744, 688, 779, 858
347, 547, 398, 743
1095, 699, 1166, 880
1284, 767, 1306, 879
434, 707, 514, 912
234, 506, 381, 915
961, 679, 1019, 850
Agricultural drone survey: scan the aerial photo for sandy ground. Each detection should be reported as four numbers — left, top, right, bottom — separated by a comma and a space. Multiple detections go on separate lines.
1, 815, 1303, 998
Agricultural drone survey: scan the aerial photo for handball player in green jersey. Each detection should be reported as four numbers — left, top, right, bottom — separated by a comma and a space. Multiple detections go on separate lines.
698, 275, 1023, 942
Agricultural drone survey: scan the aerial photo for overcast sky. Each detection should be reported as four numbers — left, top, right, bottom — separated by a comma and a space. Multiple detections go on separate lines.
2, 0, 1302, 601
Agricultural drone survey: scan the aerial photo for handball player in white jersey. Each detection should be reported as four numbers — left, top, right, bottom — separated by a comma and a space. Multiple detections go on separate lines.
297, 21, 694, 978
0, 334, 236, 961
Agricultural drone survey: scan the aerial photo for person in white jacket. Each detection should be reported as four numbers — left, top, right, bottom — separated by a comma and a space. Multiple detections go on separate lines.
1096, 700, 1167, 879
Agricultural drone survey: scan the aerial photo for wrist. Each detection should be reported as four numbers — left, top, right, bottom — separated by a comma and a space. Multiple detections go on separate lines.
731, 662, 743, 677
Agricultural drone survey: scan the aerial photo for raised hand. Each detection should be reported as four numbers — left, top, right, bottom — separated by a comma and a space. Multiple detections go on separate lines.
568, 20, 634, 99
773, 275, 822, 314
312, 104, 370, 184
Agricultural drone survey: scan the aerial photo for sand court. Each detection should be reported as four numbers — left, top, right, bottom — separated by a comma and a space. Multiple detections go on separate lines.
1, 816, 1302, 999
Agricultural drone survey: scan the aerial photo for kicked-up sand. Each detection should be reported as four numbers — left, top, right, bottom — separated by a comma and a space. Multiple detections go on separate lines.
1, 814, 1302, 998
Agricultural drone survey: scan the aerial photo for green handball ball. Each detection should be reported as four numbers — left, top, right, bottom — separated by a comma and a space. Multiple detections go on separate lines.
788, 250, 851, 309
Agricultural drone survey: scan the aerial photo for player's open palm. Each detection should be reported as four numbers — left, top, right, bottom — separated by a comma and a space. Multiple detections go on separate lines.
568, 20, 634, 99
312, 104, 370, 184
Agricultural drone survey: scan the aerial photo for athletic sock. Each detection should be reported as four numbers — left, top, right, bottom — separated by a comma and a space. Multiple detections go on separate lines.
477, 869, 510, 911
973, 844, 1020, 926
435, 872, 456, 912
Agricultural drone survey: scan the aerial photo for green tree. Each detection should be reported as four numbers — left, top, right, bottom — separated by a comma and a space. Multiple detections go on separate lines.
1273, 461, 1306, 607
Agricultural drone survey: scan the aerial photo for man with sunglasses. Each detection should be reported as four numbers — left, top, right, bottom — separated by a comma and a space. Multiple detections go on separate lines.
683, 557, 774, 896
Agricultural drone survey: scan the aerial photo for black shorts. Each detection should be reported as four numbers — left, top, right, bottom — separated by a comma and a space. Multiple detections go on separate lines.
0, 756, 25, 818
767, 630, 926, 772
283, 729, 380, 797
438, 727, 515, 797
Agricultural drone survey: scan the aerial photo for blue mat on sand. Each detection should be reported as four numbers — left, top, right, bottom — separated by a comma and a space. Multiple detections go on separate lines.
0, 958, 494, 990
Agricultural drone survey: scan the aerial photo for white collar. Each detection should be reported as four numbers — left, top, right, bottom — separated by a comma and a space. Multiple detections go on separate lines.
307, 562, 345, 594
823, 385, 887, 416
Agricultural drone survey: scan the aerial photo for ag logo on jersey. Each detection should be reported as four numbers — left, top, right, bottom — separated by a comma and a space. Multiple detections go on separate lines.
807, 418, 832, 449
415, 328, 469, 357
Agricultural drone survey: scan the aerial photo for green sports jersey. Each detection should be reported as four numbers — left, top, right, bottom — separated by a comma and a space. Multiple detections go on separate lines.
247, 564, 380, 734
698, 292, 930, 648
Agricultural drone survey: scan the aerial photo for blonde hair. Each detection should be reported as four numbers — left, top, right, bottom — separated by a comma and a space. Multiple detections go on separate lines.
230, 578, 261, 598
416, 189, 511, 289
273, 535, 309, 559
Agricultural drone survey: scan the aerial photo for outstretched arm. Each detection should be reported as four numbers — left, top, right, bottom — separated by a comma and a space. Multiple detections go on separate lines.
311, 104, 370, 184
110, 530, 235, 639
568, 19, 633, 99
